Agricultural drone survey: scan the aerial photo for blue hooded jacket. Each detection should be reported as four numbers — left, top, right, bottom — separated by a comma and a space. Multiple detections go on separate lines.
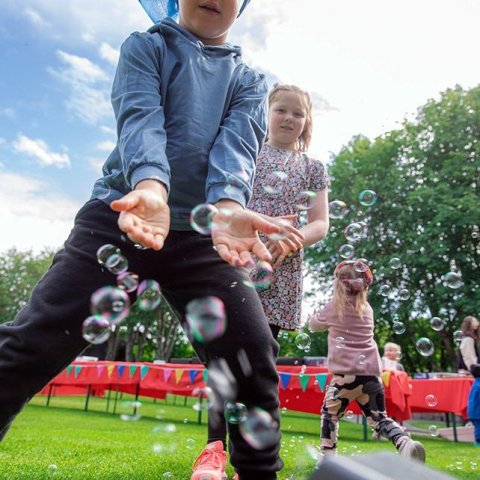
92, 18, 267, 230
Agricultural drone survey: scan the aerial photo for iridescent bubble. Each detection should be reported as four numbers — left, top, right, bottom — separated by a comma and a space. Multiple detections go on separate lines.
416, 337, 434, 357
90, 286, 130, 324
117, 271, 139, 293
295, 191, 317, 211
444, 271, 463, 289
326, 386, 339, 401
82, 316, 111, 344
263, 171, 288, 197
186, 438, 196, 450
398, 289, 410, 301
338, 244, 355, 259
47, 464, 58, 472
358, 190, 377, 206
378, 285, 391, 297
96, 244, 121, 266
192, 387, 214, 411
244, 261, 273, 290
267, 218, 292, 241
345, 410, 354, 420
425, 394, 438, 407
353, 258, 369, 273
295, 333, 311, 351
329, 200, 348, 219
120, 400, 142, 421
137, 279, 162, 311
393, 321, 406, 335
239, 407, 278, 450
389, 257, 402, 270
335, 336, 346, 349
186, 296, 226, 343
105, 253, 129, 275
428, 425, 439, 437
430, 317, 445, 332
190, 203, 218, 235
344, 223, 363, 243
224, 401, 248, 424
162, 473, 173, 478
453, 330, 464, 344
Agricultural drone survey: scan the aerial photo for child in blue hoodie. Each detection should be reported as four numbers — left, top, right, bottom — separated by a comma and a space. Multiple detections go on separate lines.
0, 1, 285, 478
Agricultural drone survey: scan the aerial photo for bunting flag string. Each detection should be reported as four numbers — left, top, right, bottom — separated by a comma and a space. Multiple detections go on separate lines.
299, 374, 310, 392
279, 373, 292, 390
315, 374, 328, 392
107, 364, 115, 378
117, 365, 126, 377
163, 368, 173, 383
140, 366, 149, 380
381, 370, 391, 387
189, 370, 198, 384
66, 365, 73, 377
129, 366, 137, 378
74, 365, 82, 378
174, 369, 184, 384
96, 365, 105, 378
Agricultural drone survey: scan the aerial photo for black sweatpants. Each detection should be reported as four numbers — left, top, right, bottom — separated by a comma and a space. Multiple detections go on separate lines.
0, 200, 282, 479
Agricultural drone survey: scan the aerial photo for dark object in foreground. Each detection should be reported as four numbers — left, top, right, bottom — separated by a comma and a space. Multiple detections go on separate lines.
309, 452, 455, 480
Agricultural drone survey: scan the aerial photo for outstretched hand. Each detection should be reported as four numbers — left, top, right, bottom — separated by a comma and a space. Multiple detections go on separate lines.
211, 208, 280, 268
110, 181, 170, 250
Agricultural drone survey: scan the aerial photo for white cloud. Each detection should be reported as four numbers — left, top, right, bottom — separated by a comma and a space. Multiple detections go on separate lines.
99, 42, 120, 66
0, 107, 15, 118
88, 156, 106, 173
0, 172, 80, 253
23, 7, 51, 29
49, 50, 112, 124
14, 135, 70, 168
100, 125, 116, 136
96, 140, 116, 152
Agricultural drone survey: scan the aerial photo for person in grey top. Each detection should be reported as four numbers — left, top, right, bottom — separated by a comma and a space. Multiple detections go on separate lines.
0, 1, 288, 478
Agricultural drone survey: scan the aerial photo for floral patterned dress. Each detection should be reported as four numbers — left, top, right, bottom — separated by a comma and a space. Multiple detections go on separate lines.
248, 144, 329, 330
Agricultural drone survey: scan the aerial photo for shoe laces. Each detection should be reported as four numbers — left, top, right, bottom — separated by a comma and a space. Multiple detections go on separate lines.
193, 447, 225, 470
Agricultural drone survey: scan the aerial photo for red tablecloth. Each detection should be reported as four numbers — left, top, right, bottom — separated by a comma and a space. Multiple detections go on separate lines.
409, 377, 474, 419
40, 362, 412, 421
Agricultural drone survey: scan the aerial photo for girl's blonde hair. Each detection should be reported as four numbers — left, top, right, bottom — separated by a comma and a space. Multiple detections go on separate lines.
333, 263, 369, 320
267, 83, 313, 152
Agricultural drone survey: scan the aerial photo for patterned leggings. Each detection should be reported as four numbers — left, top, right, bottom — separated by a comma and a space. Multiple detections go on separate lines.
321, 374, 409, 451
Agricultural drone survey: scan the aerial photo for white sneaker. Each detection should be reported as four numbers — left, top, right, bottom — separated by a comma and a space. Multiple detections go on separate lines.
398, 439, 426, 463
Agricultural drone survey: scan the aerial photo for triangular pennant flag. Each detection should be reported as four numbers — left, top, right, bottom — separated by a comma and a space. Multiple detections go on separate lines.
279, 373, 292, 390
174, 369, 184, 384
97, 365, 105, 378
163, 368, 173, 383
66, 365, 73, 377
315, 374, 328, 392
202, 369, 208, 384
189, 370, 198, 384
74, 365, 82, 378
299, 374, 310, 392
129, 365, 137, 378
117, 365, 125, 377
141, 365, 149, 379
381, 370, 391, 387
107, 364, 115, 378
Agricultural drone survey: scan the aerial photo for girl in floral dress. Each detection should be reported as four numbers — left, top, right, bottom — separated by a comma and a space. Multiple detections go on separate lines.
249, 83, 330, 336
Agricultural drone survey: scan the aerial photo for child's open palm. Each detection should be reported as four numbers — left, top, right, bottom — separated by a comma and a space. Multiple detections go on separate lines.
211, 209, 279, 268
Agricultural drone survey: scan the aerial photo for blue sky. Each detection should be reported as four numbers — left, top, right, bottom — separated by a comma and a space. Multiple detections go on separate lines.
0, 0, 479, 252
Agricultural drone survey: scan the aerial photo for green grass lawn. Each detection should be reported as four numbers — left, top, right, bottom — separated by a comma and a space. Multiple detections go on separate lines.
0, 394, 478, 479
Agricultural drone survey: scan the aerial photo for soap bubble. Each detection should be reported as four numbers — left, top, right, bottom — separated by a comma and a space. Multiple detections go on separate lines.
190, 203, 218, 235
90, 286, 130, 325
358, 190, 377, 206
186, 296, 226, 343
329, 200, 348, 219
82, 316, 111, 344
416, 337, 434, 357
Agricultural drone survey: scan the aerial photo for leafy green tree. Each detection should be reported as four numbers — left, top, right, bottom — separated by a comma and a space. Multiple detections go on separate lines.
0, 248, 55, 325
305, 84, 480, 373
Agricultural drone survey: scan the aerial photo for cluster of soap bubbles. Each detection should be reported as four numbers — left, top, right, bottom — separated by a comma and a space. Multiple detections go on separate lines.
82, 244, 165, 345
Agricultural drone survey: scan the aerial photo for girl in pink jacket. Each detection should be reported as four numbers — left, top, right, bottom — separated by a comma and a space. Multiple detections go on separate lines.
308, 260, 426, 462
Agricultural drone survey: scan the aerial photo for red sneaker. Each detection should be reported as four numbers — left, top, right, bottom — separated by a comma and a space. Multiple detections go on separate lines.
191, 441, 228, 480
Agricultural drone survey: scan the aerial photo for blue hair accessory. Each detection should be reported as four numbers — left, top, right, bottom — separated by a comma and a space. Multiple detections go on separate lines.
139, 0, 251, 24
